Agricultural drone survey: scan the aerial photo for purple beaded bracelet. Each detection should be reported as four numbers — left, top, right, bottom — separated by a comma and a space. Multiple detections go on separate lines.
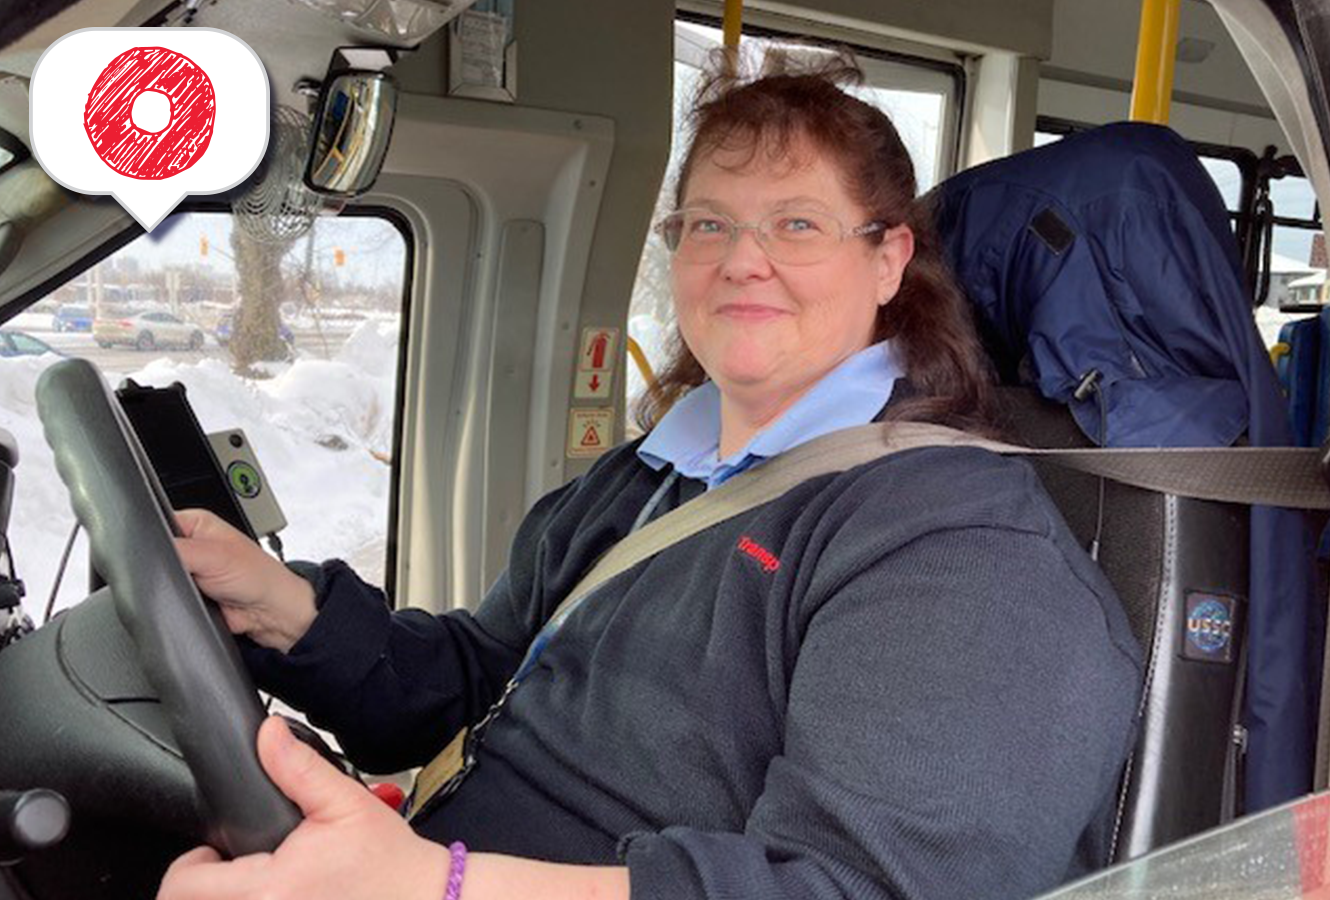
444, 841, 468, 900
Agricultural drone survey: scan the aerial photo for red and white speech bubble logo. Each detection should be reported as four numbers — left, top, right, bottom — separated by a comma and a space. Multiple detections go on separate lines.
84, 46, 216, 180
31, 29, 267, 231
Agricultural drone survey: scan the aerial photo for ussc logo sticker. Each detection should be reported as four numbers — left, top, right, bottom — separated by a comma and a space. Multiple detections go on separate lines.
31, 29, 268, 232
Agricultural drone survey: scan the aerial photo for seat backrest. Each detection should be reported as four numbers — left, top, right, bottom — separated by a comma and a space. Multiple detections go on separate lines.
993, 387, 1249, 863
1314, 309, 1330, 446
1275, 317, 1320, 446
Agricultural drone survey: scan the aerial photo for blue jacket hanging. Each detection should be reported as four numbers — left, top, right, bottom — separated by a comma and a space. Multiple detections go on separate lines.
933, 121, 1319, 812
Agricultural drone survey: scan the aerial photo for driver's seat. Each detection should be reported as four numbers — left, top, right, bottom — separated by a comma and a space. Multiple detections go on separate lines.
993, 386, 1249, 862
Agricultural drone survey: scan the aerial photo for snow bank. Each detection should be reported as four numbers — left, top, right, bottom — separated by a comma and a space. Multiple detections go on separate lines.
1, 332, 398, 621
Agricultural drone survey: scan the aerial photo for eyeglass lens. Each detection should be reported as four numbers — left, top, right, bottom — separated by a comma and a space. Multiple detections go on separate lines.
662, 210, 846, 264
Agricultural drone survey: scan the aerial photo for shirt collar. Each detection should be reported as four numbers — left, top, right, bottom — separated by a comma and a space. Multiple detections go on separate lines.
638, 340, 902, 490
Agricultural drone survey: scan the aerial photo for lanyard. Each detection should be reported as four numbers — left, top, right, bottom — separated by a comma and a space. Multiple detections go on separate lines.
408, 469, 681, 819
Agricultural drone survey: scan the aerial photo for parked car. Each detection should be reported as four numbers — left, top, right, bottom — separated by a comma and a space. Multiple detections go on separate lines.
214, 312, 295, 347
0, 330, 62, 358
93, 311, 205, 351
51, 304, 92, 333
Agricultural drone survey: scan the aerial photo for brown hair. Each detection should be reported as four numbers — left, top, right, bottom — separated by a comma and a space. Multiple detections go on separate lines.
633, 50, 996, 435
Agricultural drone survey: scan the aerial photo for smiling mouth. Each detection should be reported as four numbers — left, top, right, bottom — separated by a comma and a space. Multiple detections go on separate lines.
717, 304, 788, 320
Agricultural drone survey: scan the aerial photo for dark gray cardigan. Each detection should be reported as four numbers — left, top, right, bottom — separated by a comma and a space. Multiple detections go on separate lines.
244, 440, 1142, 900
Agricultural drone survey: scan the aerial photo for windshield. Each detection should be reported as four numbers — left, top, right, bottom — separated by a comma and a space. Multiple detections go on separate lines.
0, 210, 410, 621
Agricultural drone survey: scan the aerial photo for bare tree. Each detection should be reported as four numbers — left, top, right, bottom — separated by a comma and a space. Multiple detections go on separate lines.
229, 227, 295, 373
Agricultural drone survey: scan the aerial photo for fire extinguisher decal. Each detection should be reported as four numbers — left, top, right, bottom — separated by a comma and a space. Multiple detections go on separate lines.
587, 332, 609, 369
578, 328, 618, 373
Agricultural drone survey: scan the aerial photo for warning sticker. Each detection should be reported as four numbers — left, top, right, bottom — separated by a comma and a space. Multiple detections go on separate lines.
574, 369, 613, 400
568, 408, 614, 458
578, 327, 619, 373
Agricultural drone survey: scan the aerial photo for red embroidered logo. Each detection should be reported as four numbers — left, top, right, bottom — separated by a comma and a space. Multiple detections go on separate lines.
737, 535, 781, 573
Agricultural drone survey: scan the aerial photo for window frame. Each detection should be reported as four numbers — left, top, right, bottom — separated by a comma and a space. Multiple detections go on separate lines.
1036, 115, 1263, 208
172, 203, 419, 600
1035, 115, 1324, 306
2, 201, 417, 602
675, 10, 968, 186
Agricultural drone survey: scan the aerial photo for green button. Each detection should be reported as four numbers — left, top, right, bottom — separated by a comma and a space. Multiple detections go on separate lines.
227, 461, 262, 499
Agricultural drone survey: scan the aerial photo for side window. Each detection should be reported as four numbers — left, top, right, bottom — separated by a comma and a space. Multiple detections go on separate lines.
3, 209, 411, 622
624, 20, 962, 432
1035, 120, 1325, 330
1036, 124, 1247, 226
9, 334, 49, 354
1199, 157, 1242, 214
1268, 174, 1323, 309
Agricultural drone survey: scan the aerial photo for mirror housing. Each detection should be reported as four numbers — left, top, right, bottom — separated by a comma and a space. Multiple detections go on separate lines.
303, 61, 399, 197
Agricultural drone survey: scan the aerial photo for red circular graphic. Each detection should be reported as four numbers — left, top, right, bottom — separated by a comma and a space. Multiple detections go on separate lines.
84, 46, 215, 181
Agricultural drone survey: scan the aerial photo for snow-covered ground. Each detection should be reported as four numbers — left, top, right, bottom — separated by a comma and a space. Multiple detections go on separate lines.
1, 320, 399, 623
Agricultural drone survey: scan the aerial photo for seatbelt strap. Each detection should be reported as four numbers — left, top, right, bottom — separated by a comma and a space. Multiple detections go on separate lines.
409, 421, 1329, 818
552, 421, 1330, 624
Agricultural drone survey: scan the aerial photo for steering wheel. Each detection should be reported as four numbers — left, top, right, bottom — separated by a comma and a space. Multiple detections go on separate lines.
34, 358, 301, 857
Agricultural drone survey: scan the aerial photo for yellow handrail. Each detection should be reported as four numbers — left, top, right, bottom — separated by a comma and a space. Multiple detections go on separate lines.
1269, 341, 1291, 368
720, 0, 743, 76
723, 0, 743, 50
626, 335, 657, 393
1129, 0, 1181, 124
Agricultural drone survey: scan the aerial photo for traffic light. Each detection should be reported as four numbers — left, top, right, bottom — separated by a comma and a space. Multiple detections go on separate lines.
333, 248, 346, 267
200, 234, 209, 258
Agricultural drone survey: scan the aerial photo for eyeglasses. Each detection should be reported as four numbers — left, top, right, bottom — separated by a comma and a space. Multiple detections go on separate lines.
655, 207, 887, 266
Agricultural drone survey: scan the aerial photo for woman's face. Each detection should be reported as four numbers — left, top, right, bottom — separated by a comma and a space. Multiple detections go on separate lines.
671, 135, 913, 411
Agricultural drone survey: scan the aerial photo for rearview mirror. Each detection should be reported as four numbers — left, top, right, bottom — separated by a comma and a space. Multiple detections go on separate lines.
304, 71, 398, 197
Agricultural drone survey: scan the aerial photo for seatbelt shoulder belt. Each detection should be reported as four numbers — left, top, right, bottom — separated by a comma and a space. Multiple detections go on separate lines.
408, 422, 1328, 817
559, 422, 1329, 623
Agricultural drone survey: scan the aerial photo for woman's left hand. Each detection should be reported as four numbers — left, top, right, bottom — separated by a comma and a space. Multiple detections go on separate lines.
157, 716, 450, 900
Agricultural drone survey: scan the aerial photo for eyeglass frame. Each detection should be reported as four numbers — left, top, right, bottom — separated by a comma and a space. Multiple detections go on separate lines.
654, 206, 889, 265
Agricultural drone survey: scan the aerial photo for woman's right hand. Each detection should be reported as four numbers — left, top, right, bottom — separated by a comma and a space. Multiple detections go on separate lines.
174, 509, 318, 653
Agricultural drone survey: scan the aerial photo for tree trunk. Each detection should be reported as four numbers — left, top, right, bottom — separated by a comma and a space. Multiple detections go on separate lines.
230, 228, 293, 373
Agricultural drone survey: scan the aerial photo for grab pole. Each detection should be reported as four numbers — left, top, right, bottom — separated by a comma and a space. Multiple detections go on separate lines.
1129, 0, 1182, 124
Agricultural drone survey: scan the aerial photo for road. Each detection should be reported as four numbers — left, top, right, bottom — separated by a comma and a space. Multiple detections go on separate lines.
32, 326, 351, 373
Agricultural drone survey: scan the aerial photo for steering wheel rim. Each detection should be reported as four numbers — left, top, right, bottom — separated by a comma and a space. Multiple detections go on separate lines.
34, 358, 301, 857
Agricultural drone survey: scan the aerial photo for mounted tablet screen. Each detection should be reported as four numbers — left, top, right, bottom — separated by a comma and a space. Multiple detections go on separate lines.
115, 381, 257, 541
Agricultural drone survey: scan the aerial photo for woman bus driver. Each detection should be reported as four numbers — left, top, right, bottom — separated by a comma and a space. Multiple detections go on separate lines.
159, 56, 1142, 900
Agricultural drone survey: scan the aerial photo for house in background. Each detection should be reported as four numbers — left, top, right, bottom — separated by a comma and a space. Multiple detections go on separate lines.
1278, 234, 1327, 307
1286, 269, 1327, 306
1268, 251, 1322, 307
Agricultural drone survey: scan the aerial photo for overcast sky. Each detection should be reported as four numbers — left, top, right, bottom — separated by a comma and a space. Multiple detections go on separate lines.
119, 211, 410, 290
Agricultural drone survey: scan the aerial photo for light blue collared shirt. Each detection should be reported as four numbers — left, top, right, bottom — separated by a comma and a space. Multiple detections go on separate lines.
637, 341, 903, 490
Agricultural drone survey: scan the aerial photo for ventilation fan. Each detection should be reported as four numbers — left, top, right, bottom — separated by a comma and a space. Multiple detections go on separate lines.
233, 105, 339, 243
